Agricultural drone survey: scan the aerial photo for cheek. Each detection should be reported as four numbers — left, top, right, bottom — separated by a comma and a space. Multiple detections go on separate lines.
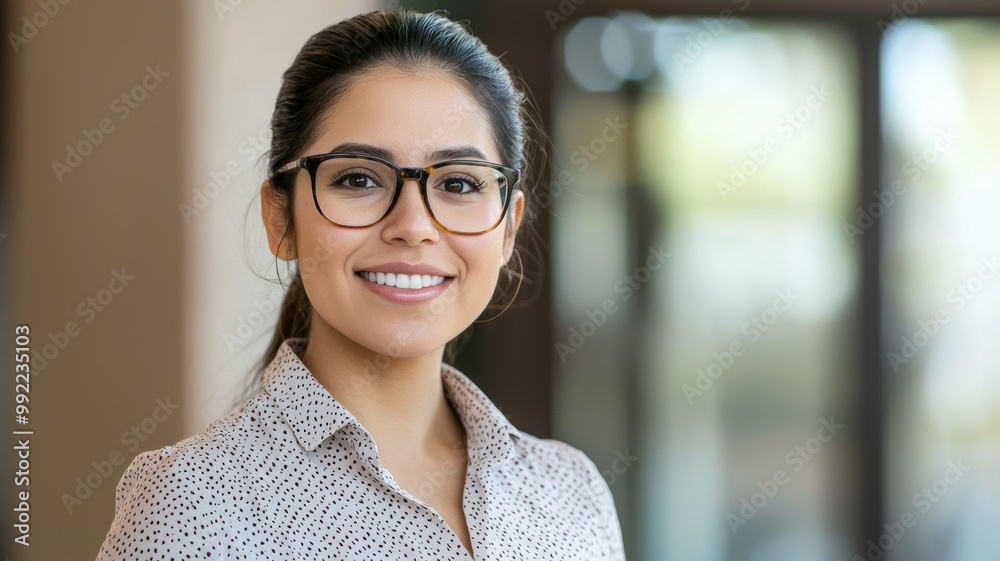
461, 235, 506, 288
296, 228, 346, 282
292, 193, 358, 279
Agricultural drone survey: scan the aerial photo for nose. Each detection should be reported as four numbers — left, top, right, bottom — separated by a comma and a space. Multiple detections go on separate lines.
379, 177, 439, 246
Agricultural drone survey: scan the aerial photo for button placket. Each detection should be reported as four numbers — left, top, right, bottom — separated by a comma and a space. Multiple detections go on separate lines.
375, 448, 480, 560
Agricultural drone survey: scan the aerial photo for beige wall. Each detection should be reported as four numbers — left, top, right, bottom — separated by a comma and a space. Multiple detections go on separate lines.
3, 1, 374, 558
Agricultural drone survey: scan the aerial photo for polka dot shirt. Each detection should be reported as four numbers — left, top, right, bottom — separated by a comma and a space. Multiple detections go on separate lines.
95, 337, 626, 560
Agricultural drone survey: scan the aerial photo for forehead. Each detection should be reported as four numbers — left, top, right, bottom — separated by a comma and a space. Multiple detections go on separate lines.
310, 65, 500, 165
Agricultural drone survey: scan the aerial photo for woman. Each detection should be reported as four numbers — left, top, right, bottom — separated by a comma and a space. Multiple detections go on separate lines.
96, 9, 625, 560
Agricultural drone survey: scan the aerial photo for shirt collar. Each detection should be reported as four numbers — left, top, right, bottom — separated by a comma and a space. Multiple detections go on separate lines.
262, 337, 522, 466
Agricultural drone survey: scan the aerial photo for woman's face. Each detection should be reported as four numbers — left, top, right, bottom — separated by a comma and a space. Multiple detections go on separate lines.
263, 65, 524, 359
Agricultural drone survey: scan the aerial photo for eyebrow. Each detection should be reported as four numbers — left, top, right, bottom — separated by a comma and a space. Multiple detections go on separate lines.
325, 142, 489, 163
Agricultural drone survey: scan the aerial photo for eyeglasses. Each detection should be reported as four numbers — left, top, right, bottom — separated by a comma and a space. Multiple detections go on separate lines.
275, 152, 521, 235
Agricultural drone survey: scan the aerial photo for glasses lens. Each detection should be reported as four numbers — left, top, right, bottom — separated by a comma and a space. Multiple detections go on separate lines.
427, 163, 508, 233
314, 158, 396, 226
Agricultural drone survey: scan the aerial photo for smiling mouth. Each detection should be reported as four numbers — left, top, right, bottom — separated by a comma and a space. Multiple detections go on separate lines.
355, 271, 453, 290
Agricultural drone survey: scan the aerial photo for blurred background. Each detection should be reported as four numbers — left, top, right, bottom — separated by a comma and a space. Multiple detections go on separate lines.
2, 0, 999, 559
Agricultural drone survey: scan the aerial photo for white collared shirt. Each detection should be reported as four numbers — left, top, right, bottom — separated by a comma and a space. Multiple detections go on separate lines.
95, 337, 625, 560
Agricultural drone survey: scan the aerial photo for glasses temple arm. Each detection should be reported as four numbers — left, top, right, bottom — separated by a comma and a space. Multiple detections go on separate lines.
276, 159, 303, 174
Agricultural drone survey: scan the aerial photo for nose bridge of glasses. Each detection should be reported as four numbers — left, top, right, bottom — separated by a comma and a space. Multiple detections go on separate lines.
388, 167, 433, 221
395, 166, 430, 194
398, 167, 425, 181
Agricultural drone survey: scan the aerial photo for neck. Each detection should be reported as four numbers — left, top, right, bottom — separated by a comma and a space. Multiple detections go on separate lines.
300, 319, 466, 462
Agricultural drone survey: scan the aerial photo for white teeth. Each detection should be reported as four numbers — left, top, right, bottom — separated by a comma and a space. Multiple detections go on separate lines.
360, 272, 447, 290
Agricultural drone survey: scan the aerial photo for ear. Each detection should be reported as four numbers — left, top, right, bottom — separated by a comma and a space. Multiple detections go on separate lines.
501, 189, 525, 266
261, 179, 297, 261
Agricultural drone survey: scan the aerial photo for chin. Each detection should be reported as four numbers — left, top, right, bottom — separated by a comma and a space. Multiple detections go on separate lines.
360, 331, 447, 360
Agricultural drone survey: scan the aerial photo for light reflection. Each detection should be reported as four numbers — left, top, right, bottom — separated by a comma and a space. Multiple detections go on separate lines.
882, 21, 962, 152
563, 17, 623, 92
883, 19, 1000, 561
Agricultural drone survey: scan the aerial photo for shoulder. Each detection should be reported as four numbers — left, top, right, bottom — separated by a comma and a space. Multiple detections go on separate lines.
513, 432, 598, 479
111, 433, 238, 510
96, 394, 276, 559
114, 391, 279, 495
512, 432, 609, 506
95, 443, 235, 559
508, 432, 626, 559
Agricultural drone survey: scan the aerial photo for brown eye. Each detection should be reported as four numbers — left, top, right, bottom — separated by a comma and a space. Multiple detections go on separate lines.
439, 175, 485, 195
328, 171, 380, 191
344, 174, 373, 189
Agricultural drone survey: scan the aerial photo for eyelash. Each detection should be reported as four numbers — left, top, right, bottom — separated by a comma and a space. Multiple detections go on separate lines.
328, 169, 382, 191
438, 174, 487, 194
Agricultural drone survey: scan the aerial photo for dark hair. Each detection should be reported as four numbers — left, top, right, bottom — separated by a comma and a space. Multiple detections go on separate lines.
233, 9, 545, 406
